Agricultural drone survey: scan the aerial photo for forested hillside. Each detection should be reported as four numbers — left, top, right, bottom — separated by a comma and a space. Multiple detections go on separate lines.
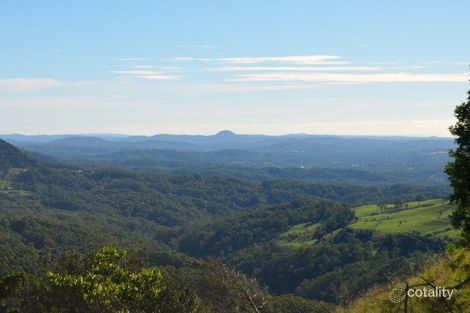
0, 140, 35, 171
0, 139, 457, 311
173, 198, 444, 304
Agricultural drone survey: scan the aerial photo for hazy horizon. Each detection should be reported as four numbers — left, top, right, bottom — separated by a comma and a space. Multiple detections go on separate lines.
0, 130, 454, 139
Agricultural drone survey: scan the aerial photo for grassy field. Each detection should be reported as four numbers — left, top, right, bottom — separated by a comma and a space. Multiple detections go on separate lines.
276, 222, 320, 249
349, 199, 458, 239
277, 199, 457, 249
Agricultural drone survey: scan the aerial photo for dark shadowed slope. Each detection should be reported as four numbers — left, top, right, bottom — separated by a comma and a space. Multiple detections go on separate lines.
0, 139, 35, 171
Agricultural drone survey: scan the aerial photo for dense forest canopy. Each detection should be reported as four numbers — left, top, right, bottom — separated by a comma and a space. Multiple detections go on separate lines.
0, 132, 463, 311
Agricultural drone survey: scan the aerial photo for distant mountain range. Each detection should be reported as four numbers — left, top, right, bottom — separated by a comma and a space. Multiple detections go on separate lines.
0, 131, 455, 186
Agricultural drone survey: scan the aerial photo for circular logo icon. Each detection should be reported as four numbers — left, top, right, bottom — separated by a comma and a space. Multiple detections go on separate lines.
389, 282, 407, 304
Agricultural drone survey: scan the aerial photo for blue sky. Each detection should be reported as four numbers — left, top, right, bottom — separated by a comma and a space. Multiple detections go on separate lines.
0, 0, 469, 136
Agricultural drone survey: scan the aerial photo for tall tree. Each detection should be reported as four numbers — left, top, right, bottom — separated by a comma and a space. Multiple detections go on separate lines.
446, 86, 470, 243
0, 247, 203, 313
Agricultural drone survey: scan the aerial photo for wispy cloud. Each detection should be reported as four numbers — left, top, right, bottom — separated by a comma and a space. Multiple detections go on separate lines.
175, 83, 326, 93
174, 56, 212, 62
111, 70, 180, 81
173, 55, 346, 64
231, 72, 468, 83
207, 66, 383, 72
218, 55, 343, 64
0, 78, 59, 93
110, 55, 468, 87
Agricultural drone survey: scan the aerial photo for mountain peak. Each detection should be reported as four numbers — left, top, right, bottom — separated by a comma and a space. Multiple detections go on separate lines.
214, 130, 237, 137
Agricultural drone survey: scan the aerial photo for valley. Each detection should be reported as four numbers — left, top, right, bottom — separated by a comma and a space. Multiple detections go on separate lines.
0, 134, 465, 312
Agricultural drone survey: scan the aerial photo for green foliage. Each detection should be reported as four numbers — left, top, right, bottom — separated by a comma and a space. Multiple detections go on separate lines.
268, 295, 334, 313
173, 193, 444, 304
176, 198, 352, 257
276, 222, 321, 249
0, 247, 202, 313
2, 247, 338, 313
176, 196, 444, 304
0, 150, 445, 277
46, 247, 163, 312
228, 229, 442, 304
446, 88, 470, 243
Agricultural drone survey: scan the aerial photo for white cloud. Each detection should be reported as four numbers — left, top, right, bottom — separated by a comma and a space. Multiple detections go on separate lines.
0, 78, 59, 93
111, 70, 180, 81
174, 57, 212, 62
207, 66, 383, 72
173, 55, 346, 65
218, 55, 343, 64
110, 55, 468, 88
231, 72, 468, 83
175, 83, 326, 93
128, 66, 184, 71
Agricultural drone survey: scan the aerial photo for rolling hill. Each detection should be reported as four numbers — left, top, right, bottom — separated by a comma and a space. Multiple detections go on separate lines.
349, 199, 458, 239
2, 132, 454, 186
